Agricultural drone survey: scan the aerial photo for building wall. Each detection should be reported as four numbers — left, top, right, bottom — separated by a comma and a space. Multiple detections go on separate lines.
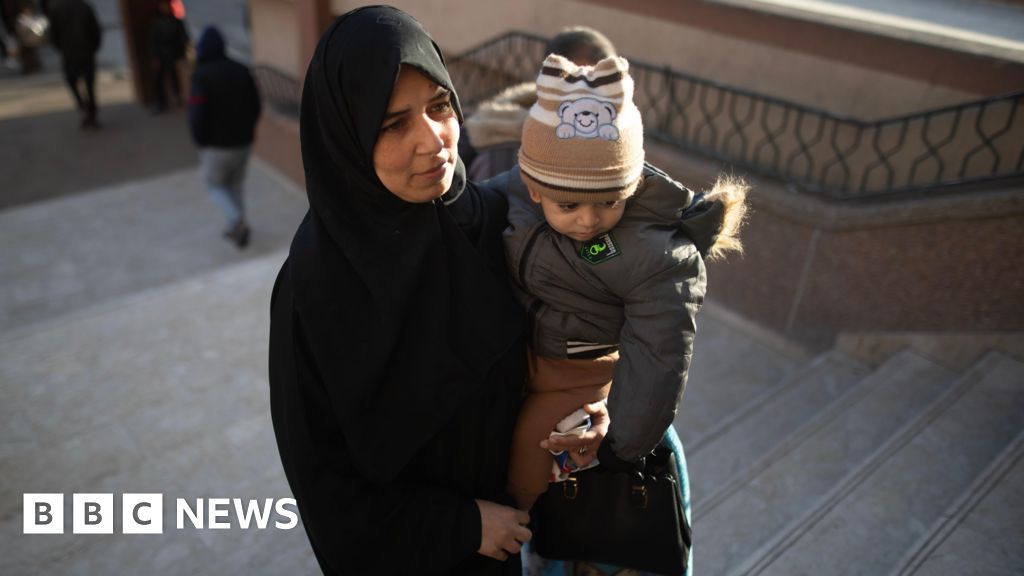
247, 0, 1024, 340
251, 0, 302, 77
327, 0, 1009, 120
647, 140, 1024, 344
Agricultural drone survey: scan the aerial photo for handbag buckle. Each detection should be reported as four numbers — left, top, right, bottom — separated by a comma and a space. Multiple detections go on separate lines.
630, 484, 648, 509
563, 476, 579, 500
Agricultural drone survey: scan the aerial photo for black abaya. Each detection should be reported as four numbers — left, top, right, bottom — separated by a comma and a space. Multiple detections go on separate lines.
268, 6, 526, 575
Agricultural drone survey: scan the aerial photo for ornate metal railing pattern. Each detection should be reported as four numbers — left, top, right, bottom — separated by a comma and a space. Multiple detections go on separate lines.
254, 65, 302, 118
257, 32, 1024, 199
448, 32, 1024, 198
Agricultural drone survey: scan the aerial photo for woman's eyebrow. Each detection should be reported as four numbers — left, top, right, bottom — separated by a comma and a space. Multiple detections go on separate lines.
381, 86, 450, 123
429, 86, 450, 101
381, 107, 409, 123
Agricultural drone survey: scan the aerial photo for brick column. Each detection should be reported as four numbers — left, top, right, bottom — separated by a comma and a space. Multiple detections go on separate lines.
296, 0, 331, 76
118, 0, 161, 104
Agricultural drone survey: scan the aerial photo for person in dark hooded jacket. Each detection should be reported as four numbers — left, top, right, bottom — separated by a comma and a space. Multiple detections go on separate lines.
148, 0, 187, 113
493, 53, 748, 576
48, 0, 101, 129
187, 25, 260, 248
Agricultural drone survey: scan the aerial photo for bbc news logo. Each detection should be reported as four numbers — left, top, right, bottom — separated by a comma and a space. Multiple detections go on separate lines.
24, 494, 298, 534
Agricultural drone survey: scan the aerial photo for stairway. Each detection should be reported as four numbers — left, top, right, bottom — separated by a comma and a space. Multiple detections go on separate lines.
2, 160, 1021, 574
677, 322, 1024, 575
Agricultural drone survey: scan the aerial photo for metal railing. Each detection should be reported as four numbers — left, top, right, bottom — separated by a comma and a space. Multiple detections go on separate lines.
254, 65, 302, 118
257, 32, 1024, 199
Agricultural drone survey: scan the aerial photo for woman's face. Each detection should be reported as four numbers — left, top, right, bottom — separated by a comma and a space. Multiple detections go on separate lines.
373, 66, 460, 203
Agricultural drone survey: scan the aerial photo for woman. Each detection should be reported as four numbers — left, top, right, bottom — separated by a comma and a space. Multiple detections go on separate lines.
268, 6, 536, 575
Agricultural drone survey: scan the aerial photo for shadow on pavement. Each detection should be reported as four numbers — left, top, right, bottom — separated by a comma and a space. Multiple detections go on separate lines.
0, 101, 197, 211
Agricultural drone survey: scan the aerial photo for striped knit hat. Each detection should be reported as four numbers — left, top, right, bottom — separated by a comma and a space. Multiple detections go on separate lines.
519, 54, 644, 203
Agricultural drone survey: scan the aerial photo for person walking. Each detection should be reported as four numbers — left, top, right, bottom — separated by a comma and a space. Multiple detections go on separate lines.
148, 0, 187, 113
187, 25, 260, 248
48, 0, 101, 129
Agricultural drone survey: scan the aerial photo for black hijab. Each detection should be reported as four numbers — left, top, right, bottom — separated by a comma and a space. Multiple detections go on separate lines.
285, 5, 524, 483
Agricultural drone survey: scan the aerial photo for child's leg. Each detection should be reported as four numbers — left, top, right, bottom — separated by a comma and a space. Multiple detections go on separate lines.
507, 354, 616, 511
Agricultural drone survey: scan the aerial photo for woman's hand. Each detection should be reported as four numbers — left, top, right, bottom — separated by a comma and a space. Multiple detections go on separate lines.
475, 499, 532, 561
539, 401, 609, 468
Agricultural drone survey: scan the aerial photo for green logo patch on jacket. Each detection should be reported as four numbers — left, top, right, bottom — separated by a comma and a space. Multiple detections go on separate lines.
579, 233, 621, 265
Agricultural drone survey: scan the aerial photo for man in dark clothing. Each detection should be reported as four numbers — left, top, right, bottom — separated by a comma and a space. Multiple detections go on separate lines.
48, 0, 101, 128
188, 26, 261, 249
148, 0, 187, 113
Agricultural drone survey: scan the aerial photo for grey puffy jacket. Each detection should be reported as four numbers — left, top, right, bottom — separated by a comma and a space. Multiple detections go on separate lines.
487, 163, 730, 462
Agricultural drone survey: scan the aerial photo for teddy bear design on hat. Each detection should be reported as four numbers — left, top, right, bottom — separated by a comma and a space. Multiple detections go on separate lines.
518, 54, 645, 203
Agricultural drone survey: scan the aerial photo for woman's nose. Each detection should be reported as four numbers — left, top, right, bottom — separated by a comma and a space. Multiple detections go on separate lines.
414, 115, 446, 154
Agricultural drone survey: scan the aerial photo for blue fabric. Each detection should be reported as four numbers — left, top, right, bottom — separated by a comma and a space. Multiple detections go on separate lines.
199, 146, 250, 227
523, 426, 693, 576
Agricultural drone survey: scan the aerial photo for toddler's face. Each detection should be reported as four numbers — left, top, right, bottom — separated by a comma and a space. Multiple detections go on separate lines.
528, 185, 626, 242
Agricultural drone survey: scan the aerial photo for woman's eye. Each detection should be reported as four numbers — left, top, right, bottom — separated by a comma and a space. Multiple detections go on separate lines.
381, 119, 406, 133
430, 100, 453, 115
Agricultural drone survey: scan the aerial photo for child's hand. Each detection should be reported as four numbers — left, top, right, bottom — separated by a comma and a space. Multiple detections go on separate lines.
540, 401, 609, 468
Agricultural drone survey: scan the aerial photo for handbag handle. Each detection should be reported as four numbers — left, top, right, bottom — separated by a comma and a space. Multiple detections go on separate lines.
629, 469, 647, 509
562, 476, 579, 500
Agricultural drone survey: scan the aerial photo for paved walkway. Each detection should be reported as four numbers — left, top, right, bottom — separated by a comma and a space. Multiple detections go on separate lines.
0, 4, 320, 571
0, 123, 314, 576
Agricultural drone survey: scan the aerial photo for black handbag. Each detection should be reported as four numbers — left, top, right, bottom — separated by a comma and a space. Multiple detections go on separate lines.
531, 443, 691, 575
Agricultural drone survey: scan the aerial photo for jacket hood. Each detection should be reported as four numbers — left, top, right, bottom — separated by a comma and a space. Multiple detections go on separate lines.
632, 165, 748, 260
680, 174, 748, 260
196, 26, 225, 63
463, 82, 537, 148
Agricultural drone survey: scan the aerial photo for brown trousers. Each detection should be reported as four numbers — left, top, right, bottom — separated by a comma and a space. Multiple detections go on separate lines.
507, 352, 617, 511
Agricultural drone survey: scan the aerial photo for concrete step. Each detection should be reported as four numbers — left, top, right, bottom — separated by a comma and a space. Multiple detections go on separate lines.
0, 161, 307, 332
892, 428, 1024, 576
688, 351, 869, 504
696, 351, 956, 576
0, 249, 319, 575
736, 352, 1024, 576
674, 304, 807, 447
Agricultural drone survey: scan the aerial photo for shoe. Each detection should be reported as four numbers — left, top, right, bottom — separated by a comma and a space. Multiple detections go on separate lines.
236, 223, 250, 249
223, 221, 250, 249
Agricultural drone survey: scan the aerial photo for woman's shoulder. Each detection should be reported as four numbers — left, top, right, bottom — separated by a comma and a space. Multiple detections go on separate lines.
467, 178, 509, 214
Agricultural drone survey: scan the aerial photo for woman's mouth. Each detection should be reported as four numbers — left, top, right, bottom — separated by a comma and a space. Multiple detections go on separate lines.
417, 160, 449, 181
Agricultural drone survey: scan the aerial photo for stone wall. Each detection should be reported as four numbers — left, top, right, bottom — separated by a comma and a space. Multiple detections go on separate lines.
647, 141, 1024, 345
328, 0, 1022, 118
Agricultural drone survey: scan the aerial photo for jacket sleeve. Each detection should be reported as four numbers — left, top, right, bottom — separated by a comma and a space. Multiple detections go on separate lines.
605, 245, 706, 463
269, 269, 482, 575
187, 71, 208, 146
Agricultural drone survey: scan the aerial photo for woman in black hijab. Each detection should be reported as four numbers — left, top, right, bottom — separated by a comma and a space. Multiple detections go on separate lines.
268, 6, 531, 575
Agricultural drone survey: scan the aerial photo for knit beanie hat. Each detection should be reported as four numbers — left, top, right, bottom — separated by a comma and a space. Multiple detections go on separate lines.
518, 54, 644, 203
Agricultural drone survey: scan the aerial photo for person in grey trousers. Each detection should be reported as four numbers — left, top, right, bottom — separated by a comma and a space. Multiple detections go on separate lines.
187, 25, 260, 248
